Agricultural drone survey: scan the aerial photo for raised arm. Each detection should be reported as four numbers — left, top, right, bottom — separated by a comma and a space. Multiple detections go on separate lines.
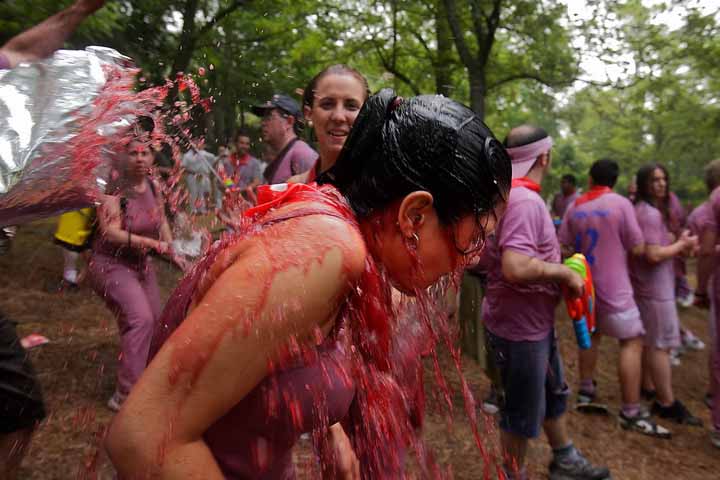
0, 1, 106, 68
105, 214, 366, 479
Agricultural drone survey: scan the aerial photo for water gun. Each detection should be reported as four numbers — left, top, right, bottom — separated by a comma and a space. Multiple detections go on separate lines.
563, 253, 596, 350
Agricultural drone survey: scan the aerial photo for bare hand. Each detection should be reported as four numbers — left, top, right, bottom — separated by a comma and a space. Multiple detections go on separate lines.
679, 229, 698, 256
154, 240, 171, 256
563, 268, 585, 299
679, 229, 697, 247
324, 424, 360, 480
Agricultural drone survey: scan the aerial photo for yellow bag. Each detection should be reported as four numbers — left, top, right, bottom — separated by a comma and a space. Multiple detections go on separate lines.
53, 208, 95, 251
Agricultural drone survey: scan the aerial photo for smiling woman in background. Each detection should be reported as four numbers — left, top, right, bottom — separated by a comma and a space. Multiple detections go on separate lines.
290, 64, 370, 184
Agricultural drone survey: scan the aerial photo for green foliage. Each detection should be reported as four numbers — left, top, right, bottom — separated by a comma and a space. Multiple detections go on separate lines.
561, 1, 720, 204
1, 0, 718, 204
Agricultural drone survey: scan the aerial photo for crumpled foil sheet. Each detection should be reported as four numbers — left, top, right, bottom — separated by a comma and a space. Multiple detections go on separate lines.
0, 46, 162, 227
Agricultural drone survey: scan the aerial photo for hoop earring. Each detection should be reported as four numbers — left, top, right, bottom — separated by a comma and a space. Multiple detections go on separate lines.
411, 232, 420, 245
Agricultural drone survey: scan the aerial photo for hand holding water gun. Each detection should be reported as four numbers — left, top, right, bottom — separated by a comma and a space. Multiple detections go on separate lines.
563, 253, 596, 350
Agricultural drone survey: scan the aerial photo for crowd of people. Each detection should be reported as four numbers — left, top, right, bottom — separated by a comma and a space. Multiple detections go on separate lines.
1, 2, 719, 480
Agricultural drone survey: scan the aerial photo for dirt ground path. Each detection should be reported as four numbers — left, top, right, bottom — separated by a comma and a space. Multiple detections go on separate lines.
3, 218, 717, 479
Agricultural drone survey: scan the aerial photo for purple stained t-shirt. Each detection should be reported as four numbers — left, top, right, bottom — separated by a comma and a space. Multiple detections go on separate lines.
558, 192, 643, 316
629, 201, 675, 301
482, 186, 561, 341
552, 190, 579, 219
266, 139, 318, 184
687, 202, 716, 237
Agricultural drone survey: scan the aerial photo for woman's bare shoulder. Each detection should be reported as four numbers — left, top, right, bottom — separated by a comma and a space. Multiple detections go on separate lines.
268, 202, 368, 279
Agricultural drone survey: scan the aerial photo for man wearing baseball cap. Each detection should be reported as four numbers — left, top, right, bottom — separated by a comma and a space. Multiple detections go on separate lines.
251, 93, 318, 184
481, 125, 611, 480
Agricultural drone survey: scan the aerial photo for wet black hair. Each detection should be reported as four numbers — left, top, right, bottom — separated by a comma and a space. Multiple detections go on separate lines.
503, 125, 548, 148
589, 159, 619, 188
302, 64, 370, 109
561, 174, 577, 185
635, 163, 673, 227
318, 88, 511, 229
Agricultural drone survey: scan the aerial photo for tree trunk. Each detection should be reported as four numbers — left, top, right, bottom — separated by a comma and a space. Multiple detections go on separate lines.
434, 0, 454, 97
469, 70, 486, 119
171, 0, 200, 76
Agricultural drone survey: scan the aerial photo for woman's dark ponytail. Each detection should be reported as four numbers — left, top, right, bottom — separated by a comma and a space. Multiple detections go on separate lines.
319, 89, 511, 226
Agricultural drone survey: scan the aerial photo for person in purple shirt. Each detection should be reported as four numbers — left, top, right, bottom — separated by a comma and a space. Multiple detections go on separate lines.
667, 190, 706, 354
251, 94, 319, 184
0, 1, 106, 478
695, 158, 720, 448
559, 159, 669, 437
483, 125, 610, 480
552, 174, 580, 220
630, 163, 701, 426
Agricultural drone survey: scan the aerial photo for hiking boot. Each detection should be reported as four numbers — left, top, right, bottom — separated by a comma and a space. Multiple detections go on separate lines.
618, 409, 671, 439
549, 451, 611, 480
681, 329, 705, 351
651, 400, 703, 427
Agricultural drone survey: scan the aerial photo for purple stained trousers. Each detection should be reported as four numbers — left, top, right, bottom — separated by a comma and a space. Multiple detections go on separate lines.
90, 253, 162, 396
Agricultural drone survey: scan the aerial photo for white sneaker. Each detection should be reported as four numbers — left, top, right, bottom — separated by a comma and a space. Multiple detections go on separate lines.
677, 291, 694, 308
107, 391, 126, 412
681, 330, 705, 351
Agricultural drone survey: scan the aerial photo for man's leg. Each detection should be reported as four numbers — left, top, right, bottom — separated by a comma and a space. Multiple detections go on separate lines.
544, 333, 610, 480
576, 332, 605, 413
645, 347, 673, 404
618, 337, 643, 406
500, 430, 529, 478
62, 248, 80, 285
487, 330, 548, 479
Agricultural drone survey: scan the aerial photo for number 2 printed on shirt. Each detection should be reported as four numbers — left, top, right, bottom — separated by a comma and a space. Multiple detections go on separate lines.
574, 228, 599, 266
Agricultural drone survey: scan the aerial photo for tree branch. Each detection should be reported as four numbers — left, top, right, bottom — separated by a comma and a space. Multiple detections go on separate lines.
442, 0, 476, 69
198, 0, 247, 37
481, 0, 502, 65
410, 28, 435, 59
486, 71, 573, 91
469, 0, 485, 47
373, 41, 422, 95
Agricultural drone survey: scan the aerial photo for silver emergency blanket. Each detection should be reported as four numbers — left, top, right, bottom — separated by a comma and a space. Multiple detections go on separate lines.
0, 46, 161, 226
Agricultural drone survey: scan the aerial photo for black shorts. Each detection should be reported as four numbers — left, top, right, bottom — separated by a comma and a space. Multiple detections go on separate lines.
0, 313, 46, 433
